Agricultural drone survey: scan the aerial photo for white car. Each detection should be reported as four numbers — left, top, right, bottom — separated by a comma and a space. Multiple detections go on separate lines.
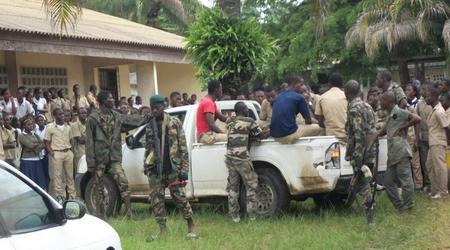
0, 160, 121, 250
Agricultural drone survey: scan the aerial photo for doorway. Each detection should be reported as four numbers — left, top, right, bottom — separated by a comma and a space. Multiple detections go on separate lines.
98, 68, 119, 101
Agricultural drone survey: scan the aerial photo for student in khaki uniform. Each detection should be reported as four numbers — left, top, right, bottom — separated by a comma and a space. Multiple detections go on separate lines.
70, 84, 90, 121
44, 108, 76, 203
71, 107, 87, 173
0, 116, 16, 167
416, 84, 433, 191
315, 73, 347, 140
87, 84, 99, 110
440, 92, 450, 190
379, 91, 420, 211
425, 86, 450, 200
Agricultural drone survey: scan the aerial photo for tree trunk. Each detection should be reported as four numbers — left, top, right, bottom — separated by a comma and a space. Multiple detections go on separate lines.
217, 0, 241, 18
398, 59, 410, 85
147, 1, 162, 27
413, 61, 425, 84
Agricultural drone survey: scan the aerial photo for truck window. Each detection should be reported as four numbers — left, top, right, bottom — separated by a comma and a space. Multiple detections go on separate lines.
134, 111, 187, 148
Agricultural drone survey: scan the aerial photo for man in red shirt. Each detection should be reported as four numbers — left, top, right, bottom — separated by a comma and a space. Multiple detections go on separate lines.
197, 80, 228, 144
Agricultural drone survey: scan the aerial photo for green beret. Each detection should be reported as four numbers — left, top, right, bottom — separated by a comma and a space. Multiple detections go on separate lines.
150, 95, 166, 105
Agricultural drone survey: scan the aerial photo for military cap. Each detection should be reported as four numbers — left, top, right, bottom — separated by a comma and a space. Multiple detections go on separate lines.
150, 95, 165, 105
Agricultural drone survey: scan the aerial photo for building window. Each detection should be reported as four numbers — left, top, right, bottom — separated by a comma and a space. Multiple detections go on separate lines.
20, 67, 68, 92
0, 66, 8, 90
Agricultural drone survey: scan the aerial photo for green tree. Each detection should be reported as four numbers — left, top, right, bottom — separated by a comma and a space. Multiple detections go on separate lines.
185, 9, 277, 97
346, 0, 450, 83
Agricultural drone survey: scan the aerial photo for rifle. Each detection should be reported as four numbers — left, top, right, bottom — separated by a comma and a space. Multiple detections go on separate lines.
367, 139, 379, 224
151, 117, 163, 177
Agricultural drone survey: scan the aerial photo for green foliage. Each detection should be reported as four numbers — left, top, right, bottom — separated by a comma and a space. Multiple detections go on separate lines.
185, 9, 278, 96
43, 0, 82, 34
84, 0, 203, 35
259, 0, 378, 85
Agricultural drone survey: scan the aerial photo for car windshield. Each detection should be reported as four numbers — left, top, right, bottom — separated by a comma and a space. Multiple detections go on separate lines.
0, 167, 57, 234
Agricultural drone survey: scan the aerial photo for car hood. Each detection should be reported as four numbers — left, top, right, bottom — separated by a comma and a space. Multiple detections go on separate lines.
64, 214, 120, 247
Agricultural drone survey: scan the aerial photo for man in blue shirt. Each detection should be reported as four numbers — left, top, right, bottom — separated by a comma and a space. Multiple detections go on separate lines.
271, 76, 314, 144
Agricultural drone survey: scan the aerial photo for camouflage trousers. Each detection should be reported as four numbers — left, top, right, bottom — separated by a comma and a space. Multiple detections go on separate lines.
148, 173, 193, 226
93, 161, 130, 215
225, 157, 259, 217
352, 167, 372, 208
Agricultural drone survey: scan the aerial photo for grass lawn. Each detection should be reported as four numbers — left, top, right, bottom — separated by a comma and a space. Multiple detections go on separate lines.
109, 192, 450, 250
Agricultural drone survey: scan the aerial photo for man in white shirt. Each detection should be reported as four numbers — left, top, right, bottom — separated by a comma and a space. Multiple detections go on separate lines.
133, 96, 143, 110
0, 89, 16, 116
16, 88, 35, 119
33, 87, 48, 115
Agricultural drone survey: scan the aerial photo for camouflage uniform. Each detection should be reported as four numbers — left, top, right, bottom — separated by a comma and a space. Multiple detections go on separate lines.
85, 110, 150, 216
385, 106, 414, 210
375, 83, 407, 130
345, 98, 376, 207
144, 113, 193, 226
225, 116, 263, 218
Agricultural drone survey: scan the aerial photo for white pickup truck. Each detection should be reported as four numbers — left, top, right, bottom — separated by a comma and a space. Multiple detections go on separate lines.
76, 100, 387, 216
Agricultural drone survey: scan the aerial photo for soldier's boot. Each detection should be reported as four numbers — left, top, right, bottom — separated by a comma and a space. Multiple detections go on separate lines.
146, 223, 166, 242
123, 195, 133, 219
186, 218, 197, 239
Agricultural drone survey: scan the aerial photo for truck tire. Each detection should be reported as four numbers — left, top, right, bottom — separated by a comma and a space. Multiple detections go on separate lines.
84, 176, 120, 218
240, 168, 289, 216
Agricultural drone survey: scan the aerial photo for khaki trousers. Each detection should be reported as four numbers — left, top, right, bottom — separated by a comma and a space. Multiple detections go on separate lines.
409, 142, 423, 189
274, 124, 325, 144
418, 140, 431, 187
198, 131, 227, 144
49, 150, 75, 199
426, 145, 449, 196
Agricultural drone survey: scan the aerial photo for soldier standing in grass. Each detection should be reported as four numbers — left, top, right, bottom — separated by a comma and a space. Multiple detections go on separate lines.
343, 80, 376, 208
85, 91, 150, 219
379, 91, 420, 211
144, 95, 196, 241
225, 102, 268, 223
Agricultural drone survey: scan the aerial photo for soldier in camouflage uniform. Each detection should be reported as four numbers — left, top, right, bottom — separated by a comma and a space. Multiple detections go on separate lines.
374, 71, 408, 131
144, 95, 196, 241
344, 81, 376, 208
85, 91, 150, 219
225, 102, 268, 223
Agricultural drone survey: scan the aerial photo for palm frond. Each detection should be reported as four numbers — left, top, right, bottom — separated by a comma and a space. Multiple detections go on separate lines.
444, 19, 450, 51
311, 0, 329, 41
43, 0, 82, 34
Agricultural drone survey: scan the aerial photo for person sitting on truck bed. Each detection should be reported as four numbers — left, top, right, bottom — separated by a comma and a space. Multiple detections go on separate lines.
225, 101, 268, 223
196, 80, 228, 144
315, 73, 348, 141
270, 75, 317, 144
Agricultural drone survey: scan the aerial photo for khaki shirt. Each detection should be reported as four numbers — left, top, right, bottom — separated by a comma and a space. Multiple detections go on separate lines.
71, 120, 86, 157
1, 127, 16, 160
87, 92, 99, 109
70, 95, 90, 110
375, 83, 406, 130
427, 102, 449, 147
315, 87, 347, 138
260, 99, 272, 121
416, 98, 432, 141
44, 123, 73, 150
0, 130, 4, 160
386, 106, 412, 166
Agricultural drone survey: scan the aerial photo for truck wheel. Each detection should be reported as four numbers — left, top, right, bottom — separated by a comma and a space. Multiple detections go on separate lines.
240, 168, 289, 216
84, 176, 120, 218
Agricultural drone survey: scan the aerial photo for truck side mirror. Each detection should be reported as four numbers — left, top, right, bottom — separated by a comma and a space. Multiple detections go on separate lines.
126, 135, 135, 149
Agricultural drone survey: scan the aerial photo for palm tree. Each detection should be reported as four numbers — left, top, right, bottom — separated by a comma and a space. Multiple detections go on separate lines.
43, 0, 201, 34
346, 0, 450, 56
345, 0, 450, 83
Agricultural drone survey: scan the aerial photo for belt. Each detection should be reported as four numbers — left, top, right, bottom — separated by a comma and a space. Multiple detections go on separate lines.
54, 148, 71, 152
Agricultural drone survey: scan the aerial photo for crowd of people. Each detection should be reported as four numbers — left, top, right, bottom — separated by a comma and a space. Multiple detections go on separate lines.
1, 71, 450, 240
0, 84, 198, 201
